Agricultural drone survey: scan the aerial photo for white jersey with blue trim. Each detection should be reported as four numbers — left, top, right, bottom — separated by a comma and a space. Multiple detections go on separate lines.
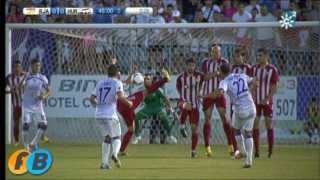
22, 73, 49, 113
219, 73, 255, 111
92, 77, 124, 119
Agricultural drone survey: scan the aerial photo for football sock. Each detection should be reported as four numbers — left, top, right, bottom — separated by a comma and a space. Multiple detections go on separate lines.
120, 131, 133, 152
112, 138, 121, 158
267, 128, 274, 154
102, 142, 110, 165
235, 134, 246, 154
245, 137, 253, 165
191, 133, 198, 151
203, 122, 211, 147
230, 128, 238, 151
222, 122, 232, 145
31, 129, 44, 146
253, 129, 260, 153
22, 130, 29, 150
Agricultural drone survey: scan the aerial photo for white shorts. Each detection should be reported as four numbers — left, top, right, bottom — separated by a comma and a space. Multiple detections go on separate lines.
232, 106, 256, 132
96, 118, 121, 138
22, 107, 47, 125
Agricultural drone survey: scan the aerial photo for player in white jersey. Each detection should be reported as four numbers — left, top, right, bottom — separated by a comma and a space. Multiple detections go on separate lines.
200, 63, 257, 168
21, 58, 51, 151
90, 65, 132, 170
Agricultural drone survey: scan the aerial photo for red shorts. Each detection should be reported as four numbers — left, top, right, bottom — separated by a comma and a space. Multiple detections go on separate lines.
117, 91, 144, 127
202, 96, 226, 111
256, 104, 273, 118
117, 105, 135, 127
180, 108, 200, 125
127, 91, 144, 110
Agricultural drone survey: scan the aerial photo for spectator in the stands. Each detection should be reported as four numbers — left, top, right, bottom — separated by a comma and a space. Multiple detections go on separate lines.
250, 7, 259, 22
232, 2, 252, 45
194, 8, 206, 23
165, 4, 180, 23
221, 0, 238, 22
255, 5, 277, 48
149, 0, 165, 15
245, 0, 260, 15
6, 3, 24, 23
201, 0, 221, 23
297, 9, 310, 47
181, 0, 197, 22
169, 11, 190, 47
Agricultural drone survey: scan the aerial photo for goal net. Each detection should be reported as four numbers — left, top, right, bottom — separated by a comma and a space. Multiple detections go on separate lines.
6, 22, 320, 145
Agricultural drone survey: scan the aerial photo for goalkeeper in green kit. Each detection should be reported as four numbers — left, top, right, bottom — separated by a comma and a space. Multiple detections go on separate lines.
132, 74, 177, 144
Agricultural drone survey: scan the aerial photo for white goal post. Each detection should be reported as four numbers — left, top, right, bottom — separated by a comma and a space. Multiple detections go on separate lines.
5, 21, 320, 144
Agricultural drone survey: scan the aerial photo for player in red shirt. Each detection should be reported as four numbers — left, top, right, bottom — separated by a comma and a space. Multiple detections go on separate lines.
201, 44, 236, 157
118, 69, 171, 155
252, 48, 279, 158
176, 58, 204, 158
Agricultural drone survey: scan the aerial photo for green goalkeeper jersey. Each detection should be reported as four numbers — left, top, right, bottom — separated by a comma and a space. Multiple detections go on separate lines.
142, 89, 167, 114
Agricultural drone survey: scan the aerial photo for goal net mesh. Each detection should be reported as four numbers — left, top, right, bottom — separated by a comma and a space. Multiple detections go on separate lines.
9, 24, 320, 145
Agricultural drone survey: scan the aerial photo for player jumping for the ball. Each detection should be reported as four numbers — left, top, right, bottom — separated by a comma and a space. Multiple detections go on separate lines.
118, 68, 171, 155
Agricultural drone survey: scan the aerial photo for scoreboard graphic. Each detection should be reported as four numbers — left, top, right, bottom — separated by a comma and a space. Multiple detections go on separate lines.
23, 7, 153, 16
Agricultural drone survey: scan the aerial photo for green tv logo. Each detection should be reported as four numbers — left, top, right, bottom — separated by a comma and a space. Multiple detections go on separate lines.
8, 149, 53, 175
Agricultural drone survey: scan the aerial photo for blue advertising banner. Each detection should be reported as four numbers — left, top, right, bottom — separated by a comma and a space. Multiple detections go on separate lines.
297, 76, 320, 121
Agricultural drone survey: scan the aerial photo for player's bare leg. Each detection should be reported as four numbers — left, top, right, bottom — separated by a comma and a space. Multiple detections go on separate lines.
265, 117, 274, 158
218, 107, 235, 156
243, 130, 253, 168
203, 106, 213, 157
191, 123, 198, 158
253, 117, 260, 158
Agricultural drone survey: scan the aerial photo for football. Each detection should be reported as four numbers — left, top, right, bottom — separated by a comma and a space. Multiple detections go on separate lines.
132, 72, 144, 84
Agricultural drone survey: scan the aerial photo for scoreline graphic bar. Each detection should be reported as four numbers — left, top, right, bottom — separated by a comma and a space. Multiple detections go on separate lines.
23, 7, 153, 16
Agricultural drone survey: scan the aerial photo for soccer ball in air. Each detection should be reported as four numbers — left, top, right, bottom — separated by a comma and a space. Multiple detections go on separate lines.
132, 72, 144, 84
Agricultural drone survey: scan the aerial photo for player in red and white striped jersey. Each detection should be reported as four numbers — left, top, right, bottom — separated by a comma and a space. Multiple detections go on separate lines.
5, 61, 26, 145
232, 49, 252, 76
176, 58, 204, 158
202, 44, 236, 157
230, 48, 253, 158
252, 48, 279, 158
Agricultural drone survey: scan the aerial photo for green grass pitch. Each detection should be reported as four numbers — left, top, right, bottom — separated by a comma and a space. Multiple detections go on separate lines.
6, 143, 320, 180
